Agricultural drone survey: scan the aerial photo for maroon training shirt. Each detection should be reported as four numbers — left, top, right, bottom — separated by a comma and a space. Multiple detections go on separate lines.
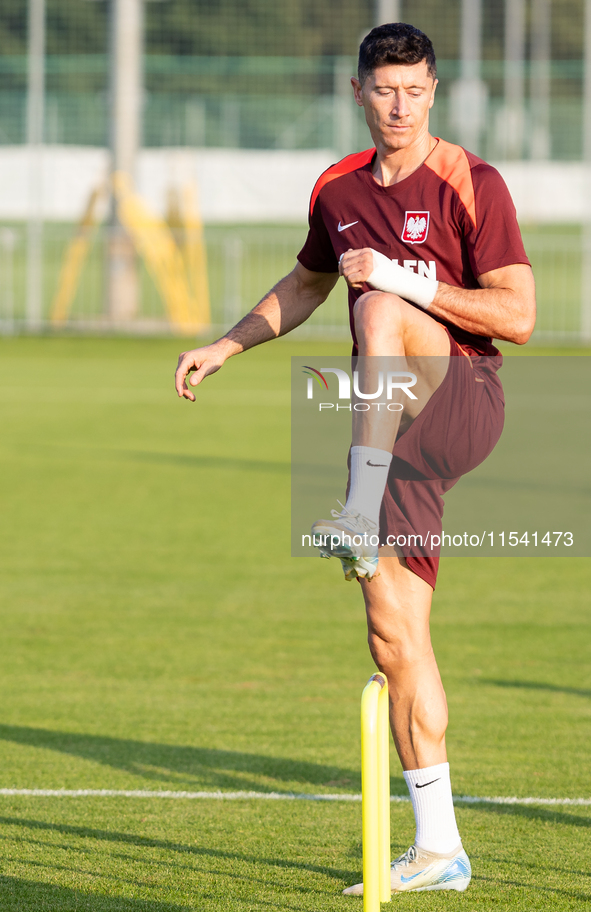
297, 138, 530, 355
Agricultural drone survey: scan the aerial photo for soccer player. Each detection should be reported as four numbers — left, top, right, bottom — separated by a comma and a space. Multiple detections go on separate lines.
175, 23, 536, 896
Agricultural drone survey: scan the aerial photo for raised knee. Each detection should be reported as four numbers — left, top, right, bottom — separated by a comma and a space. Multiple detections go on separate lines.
354, 290, 402, 320
353, 290, 409, 342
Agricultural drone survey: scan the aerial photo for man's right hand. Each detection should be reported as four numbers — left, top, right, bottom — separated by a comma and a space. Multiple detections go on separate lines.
339, 247, 375, 289
174, 264, 339, 401
175, 342, 229, 401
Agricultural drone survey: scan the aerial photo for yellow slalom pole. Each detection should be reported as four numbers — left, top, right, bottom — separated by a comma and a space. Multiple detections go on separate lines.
377, 677, 391, 902
361, 672, 391, 912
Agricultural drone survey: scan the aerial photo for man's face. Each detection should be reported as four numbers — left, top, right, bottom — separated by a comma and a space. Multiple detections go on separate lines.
352, 61, 437, 152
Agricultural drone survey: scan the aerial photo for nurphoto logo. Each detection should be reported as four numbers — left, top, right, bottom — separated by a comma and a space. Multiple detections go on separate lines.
301, 366, 417, 411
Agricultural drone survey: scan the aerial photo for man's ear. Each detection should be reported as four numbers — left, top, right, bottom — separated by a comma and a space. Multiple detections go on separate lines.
429, 78, 438, 109
351, 76, 364, 108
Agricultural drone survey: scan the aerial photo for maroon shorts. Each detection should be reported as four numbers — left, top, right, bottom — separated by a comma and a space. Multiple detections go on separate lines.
359, 335, 504, 590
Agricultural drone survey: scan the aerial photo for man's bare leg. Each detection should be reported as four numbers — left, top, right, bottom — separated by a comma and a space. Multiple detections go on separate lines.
312, 290, 452, 578
315, 291, 451, 575
344, 551, 468, 892
359, 550, 447, 768
342, 291, 450, 529
352, 290, 450, 452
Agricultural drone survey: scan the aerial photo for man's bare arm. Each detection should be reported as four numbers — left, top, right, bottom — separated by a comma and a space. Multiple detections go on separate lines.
175, 262, 338, 400
428, 264, 536, 344
340, 248, 536, 345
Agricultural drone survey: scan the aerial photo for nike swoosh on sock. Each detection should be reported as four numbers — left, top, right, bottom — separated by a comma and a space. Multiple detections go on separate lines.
415, 778, 441, 789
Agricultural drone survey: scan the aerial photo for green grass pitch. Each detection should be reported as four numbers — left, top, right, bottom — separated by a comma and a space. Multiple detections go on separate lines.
0, 336, 589, 910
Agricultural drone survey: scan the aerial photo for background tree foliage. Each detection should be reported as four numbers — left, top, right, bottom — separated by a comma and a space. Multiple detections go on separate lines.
0, 0, 586, 60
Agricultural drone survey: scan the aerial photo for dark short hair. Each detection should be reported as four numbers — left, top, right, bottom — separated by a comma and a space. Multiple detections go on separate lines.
358, 23, 437, 84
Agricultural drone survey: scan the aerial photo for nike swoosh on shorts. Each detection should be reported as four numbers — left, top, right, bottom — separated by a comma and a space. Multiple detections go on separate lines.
337, 220, 359, 231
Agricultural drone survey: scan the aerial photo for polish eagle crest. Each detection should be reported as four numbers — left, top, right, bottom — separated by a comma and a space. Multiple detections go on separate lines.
401, 211, 430, 244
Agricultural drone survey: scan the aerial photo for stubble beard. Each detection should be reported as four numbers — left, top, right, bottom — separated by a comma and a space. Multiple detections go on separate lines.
379, 124, 416, 154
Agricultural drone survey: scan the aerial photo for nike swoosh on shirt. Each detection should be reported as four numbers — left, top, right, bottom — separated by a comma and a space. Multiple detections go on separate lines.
337, 220, 359, 231
415, 778, 441, 789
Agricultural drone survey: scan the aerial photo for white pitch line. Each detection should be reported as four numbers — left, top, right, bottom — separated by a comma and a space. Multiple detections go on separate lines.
454, 795, 591, 807
0, 788, 589, 806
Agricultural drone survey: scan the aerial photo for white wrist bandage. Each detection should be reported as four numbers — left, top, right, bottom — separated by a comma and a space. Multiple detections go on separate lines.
367, 249, 438, 309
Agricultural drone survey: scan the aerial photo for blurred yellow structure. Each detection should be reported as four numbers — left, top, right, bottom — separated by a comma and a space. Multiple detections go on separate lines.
361, 672, 391, 911
49, 186, 105, 325
114, 172, 210, 333
50, 173, 211, 334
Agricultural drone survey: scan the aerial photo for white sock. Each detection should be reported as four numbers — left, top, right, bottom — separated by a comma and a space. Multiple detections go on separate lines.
344, 446, 392, 527
403, 762, 461, 855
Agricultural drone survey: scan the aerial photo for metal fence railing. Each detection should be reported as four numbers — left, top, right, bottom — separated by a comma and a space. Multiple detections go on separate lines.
521, 227, 583, 341
0, 222, 587, 344
1, 55, 590, 161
